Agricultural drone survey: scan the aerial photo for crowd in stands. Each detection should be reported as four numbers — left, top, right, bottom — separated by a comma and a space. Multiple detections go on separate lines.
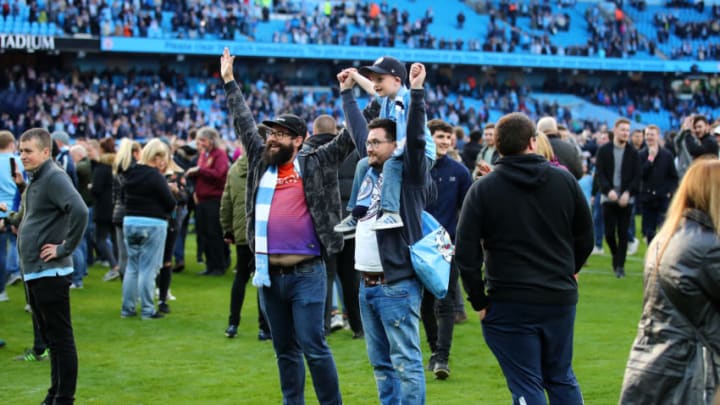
544, 75, 720, 127
3, 0, 719, 61
652, 5, 720, 60
1, 61, 719, 145
0, 62, 608, 144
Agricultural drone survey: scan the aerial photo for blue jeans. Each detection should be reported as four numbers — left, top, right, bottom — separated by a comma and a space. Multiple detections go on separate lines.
359, 277, 425, 405
259, 259, 341, 405
173, 206, 188, 263
6, 231, 19, 274
71, 241, 87, 287
592, 192, 604, 248
85, 207, 95, 266
0, 229, 9, 293
347, 157, 402, 213
122, 220, 167, 318
482, 302, 583, 405
115, 225, 127, 275
627, 202, 638, 242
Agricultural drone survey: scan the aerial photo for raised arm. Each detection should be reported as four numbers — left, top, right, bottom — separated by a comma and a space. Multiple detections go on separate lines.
221, 48, 264, 163
349, 69, 376, 96
405, 63, 428, 182
339, 69, 369, 157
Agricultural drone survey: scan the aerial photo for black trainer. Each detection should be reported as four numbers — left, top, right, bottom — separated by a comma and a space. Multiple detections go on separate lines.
143, 312, 164, 320
158, 302, 170, 314
225, 325, 238, 338
433, 361, 450, 380
258, 329, 272, 341
427, 353, 438, 372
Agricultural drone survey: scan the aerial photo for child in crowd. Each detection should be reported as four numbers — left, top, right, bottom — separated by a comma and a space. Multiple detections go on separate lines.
334, 56, 435, 232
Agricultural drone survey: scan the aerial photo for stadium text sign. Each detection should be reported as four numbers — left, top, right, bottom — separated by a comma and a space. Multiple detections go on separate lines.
0, 34, 55, 51
100, 37, 720, 74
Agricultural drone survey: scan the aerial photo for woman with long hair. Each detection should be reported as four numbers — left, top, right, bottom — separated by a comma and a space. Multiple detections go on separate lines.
620, 158, 720, 404
120, 139, 176, 319
112, 138, 141, 279
93, 137, 119, 281
156, 147, 188, 314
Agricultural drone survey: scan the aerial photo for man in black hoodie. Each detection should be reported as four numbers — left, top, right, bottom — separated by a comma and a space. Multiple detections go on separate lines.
456, 112, 593, 405
460, 128, 483, 172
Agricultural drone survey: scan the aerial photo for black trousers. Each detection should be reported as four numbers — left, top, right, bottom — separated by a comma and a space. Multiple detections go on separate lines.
28, 275, 77, 405
421, 261, 460, 362
157, 218, 179, 303
641, 197, 670, 243
94, 222, 117, 269
229, 244, 270, 333
603, 202, 633, 268
195, 199, 226, 273
324, 238, 363, 334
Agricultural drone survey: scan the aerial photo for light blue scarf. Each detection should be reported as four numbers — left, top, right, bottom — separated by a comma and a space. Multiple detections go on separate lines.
253, 158, 301, 287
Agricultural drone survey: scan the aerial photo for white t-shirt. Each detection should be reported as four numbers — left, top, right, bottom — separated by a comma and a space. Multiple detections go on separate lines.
354, 172, 383, 273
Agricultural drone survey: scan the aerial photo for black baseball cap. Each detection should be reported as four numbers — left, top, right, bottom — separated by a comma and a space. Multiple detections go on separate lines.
359, 56, 407, 84
262, 114, 308, 139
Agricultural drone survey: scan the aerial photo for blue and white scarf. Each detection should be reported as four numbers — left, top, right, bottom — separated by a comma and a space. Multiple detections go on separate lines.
253, 158, 301, 287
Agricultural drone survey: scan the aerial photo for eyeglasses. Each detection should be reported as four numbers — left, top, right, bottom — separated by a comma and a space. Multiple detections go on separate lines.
366, 140, 391, 149
266, 129, 294, 140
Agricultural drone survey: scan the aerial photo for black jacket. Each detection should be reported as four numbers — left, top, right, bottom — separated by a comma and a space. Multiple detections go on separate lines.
547, 134, 583, 180
685, 130, 719, 158
91, 155, 115, 225
620, 209, 720, 404
226, 81, 356, 257
639, 147, 678, 204
595, 142, 641, 197
456, 154, 593, 310
124, 164, 176, 220
460, 142, 482, 172
305, 133, 361, 211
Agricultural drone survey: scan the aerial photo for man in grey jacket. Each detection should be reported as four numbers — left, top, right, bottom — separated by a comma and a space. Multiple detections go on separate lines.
537, 116, 583, 179
9, 128, 88, 405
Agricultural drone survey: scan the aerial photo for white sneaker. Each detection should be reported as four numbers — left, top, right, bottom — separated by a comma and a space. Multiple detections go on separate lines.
627, 239, 639, 256
591, 246, 604, 255
103, 269, 120, 282
156, 288, 177, 301
334, 215, 357, 233
0, 291, 8, 302
5, 272, 22, 286
372, 212, 404, 230
330, 314, 345, 331
69, 283, 83, 289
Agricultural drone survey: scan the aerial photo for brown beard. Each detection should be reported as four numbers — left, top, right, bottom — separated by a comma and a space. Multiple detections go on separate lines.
262, 141, 295, 166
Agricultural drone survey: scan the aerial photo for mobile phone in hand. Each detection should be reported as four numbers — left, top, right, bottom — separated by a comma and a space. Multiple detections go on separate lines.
9, 157, 16, 177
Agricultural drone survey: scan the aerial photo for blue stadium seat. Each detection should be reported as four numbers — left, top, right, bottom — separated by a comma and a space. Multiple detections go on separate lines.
161, 11, 174, 31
